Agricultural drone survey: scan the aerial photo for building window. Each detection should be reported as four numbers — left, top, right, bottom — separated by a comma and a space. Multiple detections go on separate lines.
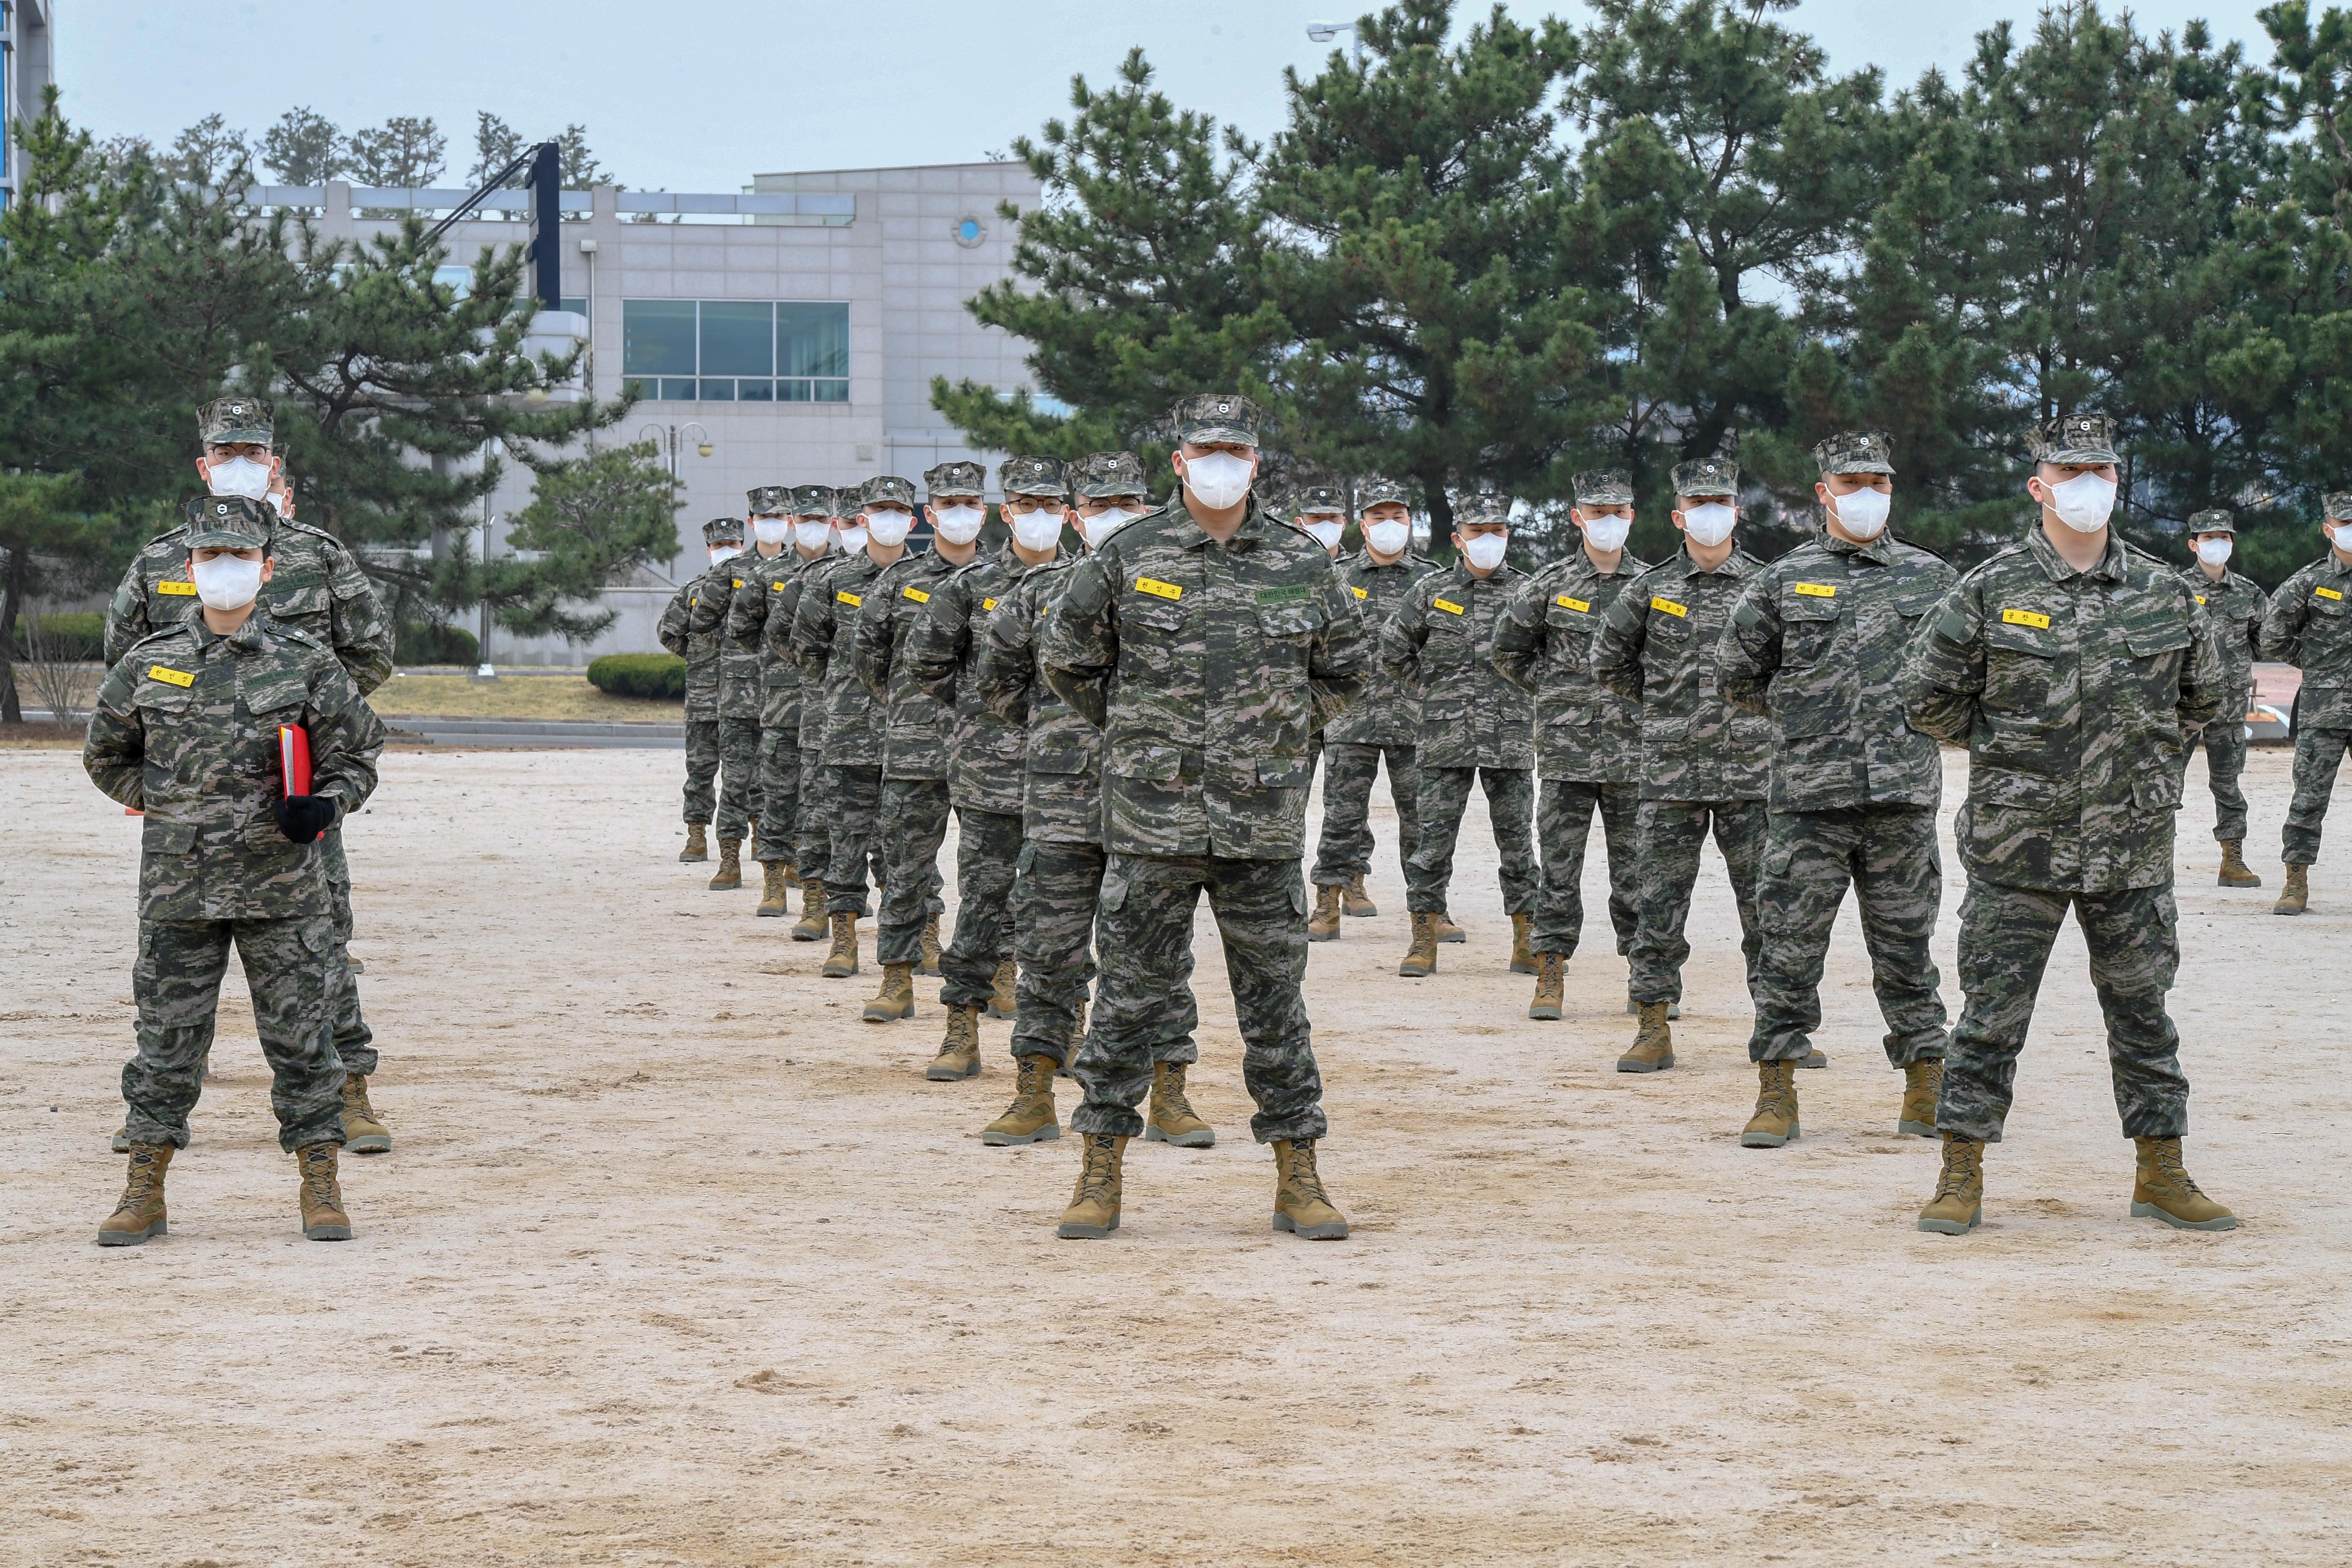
621, 299, 849, 403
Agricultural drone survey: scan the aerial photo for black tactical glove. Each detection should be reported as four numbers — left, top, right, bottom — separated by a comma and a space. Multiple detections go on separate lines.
273, 794, 338, 844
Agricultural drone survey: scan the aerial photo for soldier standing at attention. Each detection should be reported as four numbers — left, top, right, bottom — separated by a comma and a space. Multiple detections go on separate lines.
1591, 457, 1776, 1073
105, 397, 397, 1155
772, 487, 842, 938
1493, 469, 1650, 1022
728, 485, 828, 915
1903, 413, 2233, 1234
686, 512, 767, 891
1381, 496, 1539, 980
1307, 478, 1437, 942
658, 518, 744, 866
2176, 510, 2266, 892
85, 498, 386, 1244
1042, 396, 1365, 1239
2256, 495, 2352, 915
1717, 433, 1955, 1149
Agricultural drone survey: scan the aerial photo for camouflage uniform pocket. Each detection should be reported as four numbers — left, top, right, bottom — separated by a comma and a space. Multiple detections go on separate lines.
1983, 620, 2062, 713
1099, 870, 1128, 913
1778, 595, 1842, 664
141, 819, 198, 856
1254, 600, 1323, 642
2123, 623, 2192, 718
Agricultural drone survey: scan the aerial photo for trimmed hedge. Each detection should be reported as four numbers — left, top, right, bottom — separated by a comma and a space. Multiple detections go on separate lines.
395, 621, 481, 665
588, 652, 686, 700
8, 611, 105, 662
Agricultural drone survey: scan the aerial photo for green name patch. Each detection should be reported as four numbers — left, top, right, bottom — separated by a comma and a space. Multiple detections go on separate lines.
1256, 584, 1311, 605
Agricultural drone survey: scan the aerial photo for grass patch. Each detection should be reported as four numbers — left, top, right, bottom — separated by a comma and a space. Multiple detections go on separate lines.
368, 673, 679, 724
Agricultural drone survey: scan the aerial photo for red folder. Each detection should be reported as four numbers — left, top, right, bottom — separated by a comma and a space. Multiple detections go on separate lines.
279, 724, 312, 798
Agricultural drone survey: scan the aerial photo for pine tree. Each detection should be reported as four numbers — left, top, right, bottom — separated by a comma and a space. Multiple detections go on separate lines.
487, 442, 681, 638
260, 107, 345, 185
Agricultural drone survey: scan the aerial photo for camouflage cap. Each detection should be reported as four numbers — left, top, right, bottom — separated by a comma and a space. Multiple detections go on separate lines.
2187, 507, 2236, 535
746, 485, 792, 516
830, 486, 862, 520
2326, 492, 2352, 523
1170, 392, 1262, 447
1453, 494, 1511, 529
1571, 468, 1635, 506
1670, 457, 1740, 499
923, 460, 986, 500
860, 475, 917, 512
185, 495, 275, 551
998, 455, 1069, 499
2029, 412, 2120, 465
703, 516, 744, 545
1292, 479, 1347, 516
789, 483, 837, 517
1812, 430, 1895, 476
1073, 450, 1149, 500
1356, 476, 1413, 510
198, 396, 274, 446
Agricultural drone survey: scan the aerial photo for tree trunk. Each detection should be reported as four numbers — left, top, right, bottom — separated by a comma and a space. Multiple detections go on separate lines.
0, 546, 26, 725
1424, 482, 1455, 557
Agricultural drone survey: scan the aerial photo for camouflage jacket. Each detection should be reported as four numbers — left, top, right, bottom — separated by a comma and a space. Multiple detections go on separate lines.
84, 612, 386, 922
106, 501, 395, 696
977, 555, 1101, 845
852, 548, 964, 781
657, 568, 724, 723
1493, 547, 1651, 784
1718, 532, 1955, 813
904, 547, 1025, 815
1591, 545, 1774, 802
686, 553, 765, 720
789, 548, 891, 767
1321, 549, 1440, 747
1903, 525, 2223, 893
2259, 553, 2352, 728
766, 551, 843, 749
2176, 562, 2264, 719
1041, 498, 1368, 859
1379, 559, 1537, 771
727, 547, 822, 732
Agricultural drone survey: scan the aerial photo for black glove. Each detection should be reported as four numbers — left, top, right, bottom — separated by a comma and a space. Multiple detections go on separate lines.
273, 794, 338, 844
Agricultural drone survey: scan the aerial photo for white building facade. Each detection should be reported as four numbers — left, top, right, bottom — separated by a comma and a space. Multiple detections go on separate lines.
2, 1, 56, 208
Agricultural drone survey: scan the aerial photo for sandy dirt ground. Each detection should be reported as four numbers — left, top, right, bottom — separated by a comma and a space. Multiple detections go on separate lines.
3, 741, 2349, 1566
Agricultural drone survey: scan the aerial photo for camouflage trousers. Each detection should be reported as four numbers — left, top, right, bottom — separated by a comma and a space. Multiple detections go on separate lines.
820, 763, 888, 917
1010, 838, 1104, 1066
942, 807, 1023, 1010
1309, 742, 1420, 887
123, 916, 347, 1153
1534, 778, 1639, 961
682, 719, 719, 826
1405, 765, 1538, 916
2194, 715, 2250, 844
2282, 726, 2351, 864
1937, 879, 2188, 1142
875, 777, 951, 964
753, 727, 800, 865
796, 738, 829, 885
320, 825, 374, 1078
714, 716, 760, 841
1073, 853, 1326, 1145
1629, 799, 1767, 1006
1748, 806, 1948, 1067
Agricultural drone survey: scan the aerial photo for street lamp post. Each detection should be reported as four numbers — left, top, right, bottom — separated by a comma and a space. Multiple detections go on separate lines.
1305, 21, 1366, 62
639, 421, 715, 584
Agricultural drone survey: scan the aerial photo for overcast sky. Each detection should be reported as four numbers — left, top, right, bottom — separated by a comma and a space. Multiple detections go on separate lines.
70, 0, 2281, 192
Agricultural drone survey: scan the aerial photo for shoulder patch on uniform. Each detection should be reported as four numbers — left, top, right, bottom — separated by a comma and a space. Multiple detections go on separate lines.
1257, 584, 1310, 605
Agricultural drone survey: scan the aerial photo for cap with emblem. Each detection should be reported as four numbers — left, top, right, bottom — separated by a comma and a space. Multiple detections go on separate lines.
2029, 413, 2120, 466
1670, 457, 1740, 499
923, 460, 986, 500
1356, 476, 1413, 510
1571, 469, 1635, 506
702, 517, 744, 545
1452, 494, 1511, 528
1812, 431, 1895, 476
2187, 507, 2236, 535
746, 485, 792, 516
861, 475, 917, 511
1073, 450, 1150, 500
1170, 393, 1262, 448
999, 455, 1068, 499
198, 397, 274, 447
790, 483, 837, 517
185, 495, 275, 550
1292, 477, 1347, 516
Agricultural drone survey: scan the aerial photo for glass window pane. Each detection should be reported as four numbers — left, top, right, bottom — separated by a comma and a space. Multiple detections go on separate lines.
621, 376, 656, 400
813, 379, 849, 404
700, 378, 737, 401
737, 379, 774, 402
624, 300, 697, 377
660, 377, 697, 400
777, 379, 812, 402
778, 302, 849, 379
558, 296, 588, 317
700, 301, 774, 376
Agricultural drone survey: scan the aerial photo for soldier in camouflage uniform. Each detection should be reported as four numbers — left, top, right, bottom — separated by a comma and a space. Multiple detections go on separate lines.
1380, 495, 1539, 979
2256, 495, 2352, 915
685, 513, 767, 890
1307, 477, 1437, 940
767, 486, 842, 936
1494, 468, 1650, 1022
84, 498, 387, 1244
657, 518, 743, 863
727, 485, 830, 914
104, 398, 397, 1155
1718, 432, 1956, 1150
1904, 413, 2234, 1235
1042, 397, 1365, 1240
2175, 509, 2267, 890
1591, 457, 1775, 1072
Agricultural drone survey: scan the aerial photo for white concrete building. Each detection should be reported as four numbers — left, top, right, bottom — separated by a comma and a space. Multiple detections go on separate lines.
2, 1, 56, 208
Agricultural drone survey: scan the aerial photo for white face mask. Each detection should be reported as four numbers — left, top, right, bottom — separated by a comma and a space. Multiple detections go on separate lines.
1578, 512, 1631, 553
2195, 537, 2233, 566
838, 524, 869, 553
1010, 506, 1065, 553
1461, 531, 1509, 571
751, 517, 791, 545
1364, 518, 1411, 557
1081, 506, 1140, 548
931, 504, 986, 545
866, 510, 912, 548
1828, 486, 1891, 539
2330, 523, 2352, 555
191, 553, 264, 611
2044, 472, 2116, 533
204, 455, 273, 501
265, 490, 287, 518
795, 521, 833, 552
1180, 450, 1255, 510
1680, 502, 1737, 547
1302, 518, 1345, 550
708, 544, 742, 566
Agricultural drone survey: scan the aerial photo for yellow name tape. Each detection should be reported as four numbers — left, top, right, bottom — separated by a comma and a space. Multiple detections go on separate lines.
2319, 586, 2344, 602
1793, 583, 1837, 597
902, 586, 930, 604
147, 665, 194, 688
1651, 596, 1688, 618
772, 580, 788, 591
2195, 594, 2207, 604
836, 591, 862, 607
2001, 608, 2051, 629
157, 580, 197, 596
1434, 598, 1466, 615
1351, 585, 1369, 599
982, 597, 998, 611
1554, 594, 1590, 612
732, 578, 743, 588
1135, 577, 1182, 600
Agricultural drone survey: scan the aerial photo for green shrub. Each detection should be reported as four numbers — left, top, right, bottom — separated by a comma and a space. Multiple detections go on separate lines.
588, 652, 686, 699
395, 621, 480, 665
9, 612, 105, 662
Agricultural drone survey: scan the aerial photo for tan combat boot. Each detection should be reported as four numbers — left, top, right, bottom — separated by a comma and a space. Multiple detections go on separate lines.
757, 860, 790, 917
982, 1055, 1060, 1145
821, 912, 861, 978
1509, 912, 1537, 975
1144, 1062, 1215, 1148
1271, 1138, 1349, 1239
95, 1143, 173, 1246
1056, 995, 1088, 1079
863, 962, 915, 1023
917, 914, 943, 977
985, 957, 1018, 1019
2218, 840, 2262, 888
1625, 988, 1679, 1020
340, 1074, 391, 1154
1917, 1134, 1984, 1234
679, 822, 709, 863
2275, 863, 2309, 916
1056, 1132, 1127, 1238
708, 838, 743, 891
1307, 883, 1343, 942
2132, 1137, 2237, 1230
1342, 873, 1378, 917
1619, 1002, 1674, 1073
1527, 953, 1564, 1021
782, 859, 803, 889
1434, 909, 1465, 944
1898, 1059, 1944, 1137
1740, 1060, 1800, 1148
791, 879, 829, 942
1399, 912, 1439, 978
297, 1142, 352, 1241
927, 1004, 983, 1080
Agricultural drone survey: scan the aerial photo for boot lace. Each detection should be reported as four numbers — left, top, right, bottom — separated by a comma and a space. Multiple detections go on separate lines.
1156, 1065, 1198, 1122
114, 1151, 163, 1214
299, 1147, 339, 1206
1934, 1139, 1980, 1200
2150, 1142, 2205, 1197
1284, 1141, 1330, 1206
1076, 1136, 1119, 1203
